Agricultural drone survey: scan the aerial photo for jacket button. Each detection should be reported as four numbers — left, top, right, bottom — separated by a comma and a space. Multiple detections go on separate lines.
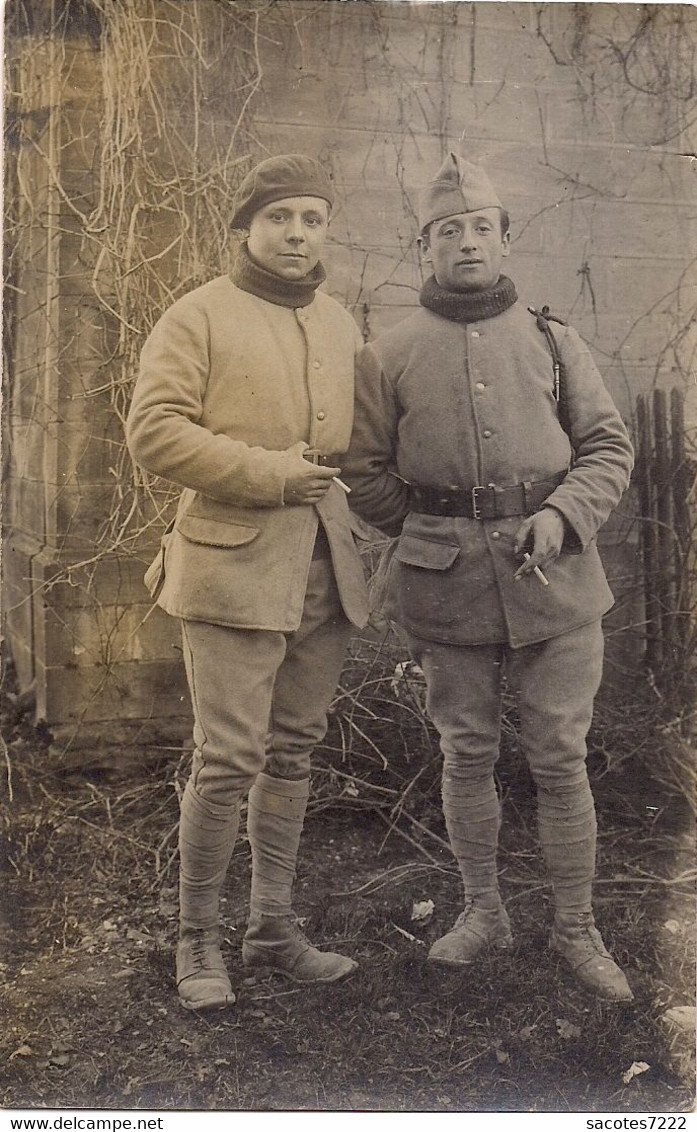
316, 411, 326, 421
312, 360, 321, 369
475, 382, 486, 391
471, 330, 480, 338
483, 429, 492, 438
491, 531, 500, 540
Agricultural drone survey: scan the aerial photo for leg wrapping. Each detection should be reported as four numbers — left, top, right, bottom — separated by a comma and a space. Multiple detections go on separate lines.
247, 772, 310, 916
178, 778, 241, 934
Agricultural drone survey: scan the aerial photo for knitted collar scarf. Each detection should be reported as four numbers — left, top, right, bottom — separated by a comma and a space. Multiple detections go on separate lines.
230, 241, 325, 308
420, 273, 518, 322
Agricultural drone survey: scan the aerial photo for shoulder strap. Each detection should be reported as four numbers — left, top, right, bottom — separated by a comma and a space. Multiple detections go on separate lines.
528, 305, 571, 439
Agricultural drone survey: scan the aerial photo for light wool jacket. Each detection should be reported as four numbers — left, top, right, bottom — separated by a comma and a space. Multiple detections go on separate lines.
126, 275, 369, 631
344, 298, 634, 647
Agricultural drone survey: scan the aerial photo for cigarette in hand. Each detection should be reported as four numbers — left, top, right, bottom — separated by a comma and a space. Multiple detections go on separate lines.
332, 476, 351, 494
523, 552, 549, 587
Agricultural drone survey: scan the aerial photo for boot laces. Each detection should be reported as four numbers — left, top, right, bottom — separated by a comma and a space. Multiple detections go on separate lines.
453, 900, 475, 928
285, 917, 311, 948
567, 914, 608, 959
453, 899, 501, 930
189, 928, 215, 969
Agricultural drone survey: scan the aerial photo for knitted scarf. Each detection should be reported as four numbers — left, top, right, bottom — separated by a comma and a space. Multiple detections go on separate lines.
420, 273, 518, 322
230, 241, 325, 308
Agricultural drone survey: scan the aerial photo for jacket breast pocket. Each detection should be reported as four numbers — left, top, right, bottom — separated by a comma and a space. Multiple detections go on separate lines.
177, 515, 260, 548
394, 534, 460, 571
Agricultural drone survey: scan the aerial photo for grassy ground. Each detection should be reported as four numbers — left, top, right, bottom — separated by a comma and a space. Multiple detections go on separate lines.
1, 654, 695, 1114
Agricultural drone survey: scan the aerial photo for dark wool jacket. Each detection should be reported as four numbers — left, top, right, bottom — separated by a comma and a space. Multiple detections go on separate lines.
343, 297, 634, 648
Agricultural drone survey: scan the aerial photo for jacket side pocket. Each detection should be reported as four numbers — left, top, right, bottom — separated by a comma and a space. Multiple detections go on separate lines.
394, 534, 460, 571
176, 515, 260, 548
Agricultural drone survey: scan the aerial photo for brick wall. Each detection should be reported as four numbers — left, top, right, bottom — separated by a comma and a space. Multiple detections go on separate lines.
4, 1, 695, 733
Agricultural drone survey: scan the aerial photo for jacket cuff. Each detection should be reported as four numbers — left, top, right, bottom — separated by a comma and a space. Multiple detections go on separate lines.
540, 501, 585, 554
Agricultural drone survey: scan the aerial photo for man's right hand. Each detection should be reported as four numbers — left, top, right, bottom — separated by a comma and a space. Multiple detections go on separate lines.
282, 441, 340, 505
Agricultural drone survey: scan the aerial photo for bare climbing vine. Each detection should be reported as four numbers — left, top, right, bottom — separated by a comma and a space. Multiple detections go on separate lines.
3, 0, 695, 757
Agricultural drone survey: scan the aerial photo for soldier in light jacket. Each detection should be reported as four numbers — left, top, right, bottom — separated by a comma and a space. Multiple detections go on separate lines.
344, 154, 635, 1001
127, 155, 369, 1011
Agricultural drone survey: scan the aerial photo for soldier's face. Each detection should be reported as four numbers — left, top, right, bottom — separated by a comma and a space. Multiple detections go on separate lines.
246, 196, 330, 280
421, 208, 510, 292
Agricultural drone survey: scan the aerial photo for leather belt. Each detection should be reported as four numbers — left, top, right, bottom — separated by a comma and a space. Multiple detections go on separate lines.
304, 450, 335, 466
408, 472, 566, 519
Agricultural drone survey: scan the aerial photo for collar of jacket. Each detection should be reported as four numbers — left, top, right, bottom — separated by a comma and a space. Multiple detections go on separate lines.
420, 273, 518, 322
230, 241, 326, 309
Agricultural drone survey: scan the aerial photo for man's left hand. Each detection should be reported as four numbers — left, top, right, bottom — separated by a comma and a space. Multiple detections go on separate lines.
513, 507, 566, 580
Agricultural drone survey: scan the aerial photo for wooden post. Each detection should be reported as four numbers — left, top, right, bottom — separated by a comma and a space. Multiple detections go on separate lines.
636, 395, 661, 671
670, 388, 690, 660
653, 389, 676, 683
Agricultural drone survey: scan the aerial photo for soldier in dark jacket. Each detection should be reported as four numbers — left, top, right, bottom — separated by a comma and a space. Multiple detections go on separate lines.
344, 153, 634, 1000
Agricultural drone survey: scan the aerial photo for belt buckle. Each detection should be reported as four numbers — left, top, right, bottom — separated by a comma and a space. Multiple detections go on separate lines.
472, 484, 497, 520
304, 449, 322, 466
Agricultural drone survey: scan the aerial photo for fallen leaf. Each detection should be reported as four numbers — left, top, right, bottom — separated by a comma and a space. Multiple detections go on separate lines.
622, 1061, 650, 1084
555, 1018, 581, 1040
662, 1006, 696, 1032
518, 1025, 536, 1042
662, 920, 681, 935
10, 1044, 34, 1059
411, 899, 435, 923
495, 1048, 510, 1064
49, 1053, 71, 1067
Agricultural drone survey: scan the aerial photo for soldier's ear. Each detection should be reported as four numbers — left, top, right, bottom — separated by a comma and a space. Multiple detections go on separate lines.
418, 235, 432, 264
501, 230, 511, 257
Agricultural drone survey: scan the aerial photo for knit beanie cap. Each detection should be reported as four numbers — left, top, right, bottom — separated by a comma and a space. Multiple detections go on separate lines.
231, 154, 334, 229
419, 153, 504, 232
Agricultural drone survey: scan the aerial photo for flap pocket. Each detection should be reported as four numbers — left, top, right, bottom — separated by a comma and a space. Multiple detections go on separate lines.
177, 515, 259, 548
395, 534, 460, 571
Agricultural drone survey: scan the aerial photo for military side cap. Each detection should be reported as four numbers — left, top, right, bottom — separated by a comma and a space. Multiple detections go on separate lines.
419, 153, 504, 232
231, 154, 334, 229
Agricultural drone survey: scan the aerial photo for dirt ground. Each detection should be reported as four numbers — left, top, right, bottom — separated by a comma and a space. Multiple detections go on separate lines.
1, 673, 695, 1114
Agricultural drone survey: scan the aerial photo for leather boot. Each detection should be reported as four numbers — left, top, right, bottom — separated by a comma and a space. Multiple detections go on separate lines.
242, 912, 357, 983
176, 781, 241, 1010
550, 911, 633, 1001
427, 900, 513, 967
176, 928, 235, 1011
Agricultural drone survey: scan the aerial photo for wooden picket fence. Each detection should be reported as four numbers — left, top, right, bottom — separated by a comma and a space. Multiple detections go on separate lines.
635, 387, 694, 698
